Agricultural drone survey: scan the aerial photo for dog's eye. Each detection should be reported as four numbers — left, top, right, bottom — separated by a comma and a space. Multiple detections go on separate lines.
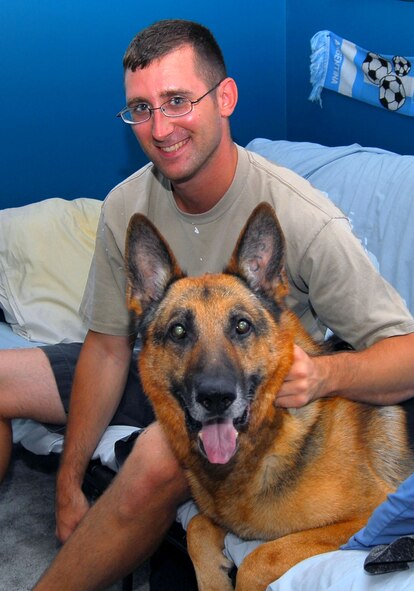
236, 319, 252, 335
169, 323, 187, 340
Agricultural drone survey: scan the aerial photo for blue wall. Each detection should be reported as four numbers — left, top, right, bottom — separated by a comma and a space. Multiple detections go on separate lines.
2, 1, 413, 208
0, 0, 285, 208
285, 0, 414, 154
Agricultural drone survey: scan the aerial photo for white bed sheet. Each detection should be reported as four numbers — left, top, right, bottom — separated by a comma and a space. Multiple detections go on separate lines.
266, 549, 414, 591
12, 419, 138, 472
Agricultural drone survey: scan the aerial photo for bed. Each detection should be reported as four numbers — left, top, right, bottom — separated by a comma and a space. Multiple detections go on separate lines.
3, 139, 414, 589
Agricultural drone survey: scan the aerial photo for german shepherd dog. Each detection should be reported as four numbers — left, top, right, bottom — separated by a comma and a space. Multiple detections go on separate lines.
125, 203, 414, 591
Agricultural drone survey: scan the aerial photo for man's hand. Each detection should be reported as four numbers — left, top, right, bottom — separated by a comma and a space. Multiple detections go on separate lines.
52, 331, 134, 543
55, 481, 90, 543
276, 344, 326, 408
276, 333, 414, 409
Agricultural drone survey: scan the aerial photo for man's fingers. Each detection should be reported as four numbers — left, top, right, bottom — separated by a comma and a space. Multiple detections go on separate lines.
275, 345, 314, 407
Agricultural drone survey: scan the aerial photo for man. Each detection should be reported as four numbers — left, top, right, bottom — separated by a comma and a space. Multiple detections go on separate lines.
0, 19, 413, 591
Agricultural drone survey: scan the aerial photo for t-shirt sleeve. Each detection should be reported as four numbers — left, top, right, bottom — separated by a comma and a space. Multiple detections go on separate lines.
79, 207, 131, 336
301, 218, 414, 350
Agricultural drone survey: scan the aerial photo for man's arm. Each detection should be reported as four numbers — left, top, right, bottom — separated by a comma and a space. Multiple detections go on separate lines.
56, 329, 134, 542
276, 332, 414, 408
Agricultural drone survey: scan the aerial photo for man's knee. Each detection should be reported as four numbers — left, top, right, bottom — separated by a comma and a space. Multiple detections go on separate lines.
114, 425, 189, 517
130, 424, 186, 490
145, 449, 185, 492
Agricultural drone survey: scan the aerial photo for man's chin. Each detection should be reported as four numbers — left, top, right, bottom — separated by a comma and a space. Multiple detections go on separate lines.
152, 158, 198, 186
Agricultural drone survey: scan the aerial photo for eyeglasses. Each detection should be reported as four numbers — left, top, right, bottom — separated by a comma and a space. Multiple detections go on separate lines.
117, 79, 224, 125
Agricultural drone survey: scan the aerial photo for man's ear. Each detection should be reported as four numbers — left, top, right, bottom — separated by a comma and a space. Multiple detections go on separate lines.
218, 77, 238, 117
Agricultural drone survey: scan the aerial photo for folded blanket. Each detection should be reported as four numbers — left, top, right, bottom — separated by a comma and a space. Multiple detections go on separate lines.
309, 30, 414, 116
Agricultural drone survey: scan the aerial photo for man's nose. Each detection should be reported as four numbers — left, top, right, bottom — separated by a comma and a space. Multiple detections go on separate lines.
151, 109, 174, 140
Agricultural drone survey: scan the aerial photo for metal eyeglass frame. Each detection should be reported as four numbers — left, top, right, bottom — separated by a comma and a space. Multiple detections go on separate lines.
117, 78, 225, 125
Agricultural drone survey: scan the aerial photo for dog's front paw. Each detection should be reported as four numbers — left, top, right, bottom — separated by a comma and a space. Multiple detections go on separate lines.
187, 514, 234, 590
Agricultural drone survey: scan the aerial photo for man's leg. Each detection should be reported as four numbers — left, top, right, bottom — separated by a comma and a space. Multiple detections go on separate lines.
0, 348, 66, 482
34, 421, 190, 591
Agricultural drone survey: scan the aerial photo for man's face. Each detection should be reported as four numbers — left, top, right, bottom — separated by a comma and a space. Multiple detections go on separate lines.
124, 45, 225, 185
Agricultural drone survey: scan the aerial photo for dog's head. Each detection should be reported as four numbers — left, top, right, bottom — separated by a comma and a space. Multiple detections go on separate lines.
125, 203, 297, 465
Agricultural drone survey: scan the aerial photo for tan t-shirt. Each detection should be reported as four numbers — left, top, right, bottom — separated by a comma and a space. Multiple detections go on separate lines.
79, 146, 414, 350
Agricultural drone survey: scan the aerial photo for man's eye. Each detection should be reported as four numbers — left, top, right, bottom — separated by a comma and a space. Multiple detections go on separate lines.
133, 103, 150, 113
168, 96, 186, 107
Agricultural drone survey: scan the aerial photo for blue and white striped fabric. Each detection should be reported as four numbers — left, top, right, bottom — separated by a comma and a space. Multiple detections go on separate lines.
309, 30, 414, 117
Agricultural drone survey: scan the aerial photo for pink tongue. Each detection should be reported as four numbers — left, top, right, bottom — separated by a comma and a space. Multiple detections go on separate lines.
200, 419, 237, 464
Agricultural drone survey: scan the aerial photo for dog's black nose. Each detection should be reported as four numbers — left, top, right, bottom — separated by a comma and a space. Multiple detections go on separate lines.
195, 376, 237, 414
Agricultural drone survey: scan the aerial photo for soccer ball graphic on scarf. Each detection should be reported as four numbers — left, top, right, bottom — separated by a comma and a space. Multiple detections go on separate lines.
362, 50, 410, 112
392, 56, 411, 77
362, 52, 392, 85
379, 75, 406, 111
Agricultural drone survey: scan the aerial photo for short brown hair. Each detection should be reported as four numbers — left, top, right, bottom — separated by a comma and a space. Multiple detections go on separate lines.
123, 19, 227, 86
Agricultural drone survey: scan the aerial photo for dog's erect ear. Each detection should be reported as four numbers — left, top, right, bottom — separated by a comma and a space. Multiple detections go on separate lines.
125, 214, 184, 316
226, 203, 289, 302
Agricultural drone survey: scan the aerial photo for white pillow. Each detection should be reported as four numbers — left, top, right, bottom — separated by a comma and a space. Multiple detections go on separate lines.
0, 197, 101, 343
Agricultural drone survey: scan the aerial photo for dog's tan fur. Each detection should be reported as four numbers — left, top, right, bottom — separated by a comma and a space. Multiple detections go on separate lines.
126, 203, 414, 591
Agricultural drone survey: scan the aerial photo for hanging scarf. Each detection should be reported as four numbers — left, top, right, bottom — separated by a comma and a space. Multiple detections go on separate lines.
309, 30, 414, 117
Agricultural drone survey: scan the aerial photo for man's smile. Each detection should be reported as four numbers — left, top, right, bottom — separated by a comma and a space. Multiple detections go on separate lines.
158, 139, 189, 154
